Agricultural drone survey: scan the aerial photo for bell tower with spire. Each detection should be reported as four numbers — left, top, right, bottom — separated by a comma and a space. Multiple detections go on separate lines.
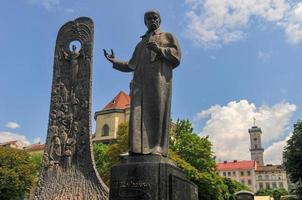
249, 118, 264, 166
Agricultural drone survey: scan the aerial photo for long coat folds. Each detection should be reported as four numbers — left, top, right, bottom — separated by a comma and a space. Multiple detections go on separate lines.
113, 28, 181, 156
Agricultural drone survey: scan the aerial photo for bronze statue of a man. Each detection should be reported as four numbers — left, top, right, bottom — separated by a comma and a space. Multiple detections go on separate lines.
104, 10, 181, 156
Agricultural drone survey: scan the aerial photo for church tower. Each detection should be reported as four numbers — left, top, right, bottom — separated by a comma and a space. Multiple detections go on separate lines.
249, 121, 264, 166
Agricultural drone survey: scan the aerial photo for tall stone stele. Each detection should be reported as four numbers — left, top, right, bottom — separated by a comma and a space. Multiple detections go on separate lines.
33, 17, 109, 200
104, 10, 199, 200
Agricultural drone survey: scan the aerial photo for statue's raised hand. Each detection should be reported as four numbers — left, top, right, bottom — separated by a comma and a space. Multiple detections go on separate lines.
103, 49, 116, 64
147, 41, 161, 53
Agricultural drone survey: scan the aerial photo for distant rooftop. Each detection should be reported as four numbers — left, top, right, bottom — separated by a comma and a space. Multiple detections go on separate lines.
0, 140, 18, 146
0, 140, 27, 149
256, 164, 284, 172
217, 160, 256, 170
102, 91, 130, 111
24, 143, 45, 152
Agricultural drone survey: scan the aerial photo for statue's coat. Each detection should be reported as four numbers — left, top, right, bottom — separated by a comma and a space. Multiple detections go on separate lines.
113, 28, 181, 156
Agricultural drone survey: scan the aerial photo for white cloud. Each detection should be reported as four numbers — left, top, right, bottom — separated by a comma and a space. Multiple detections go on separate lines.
0, 131, 31, 146
258, 50, 272, 61
264, 133, 291, 164
185, 0, 302, 47
196, 100, 296, 163
30, 0, 60, 10
34, 137, 41, 144
29, 0, 74, 12
5, 122, 20, 129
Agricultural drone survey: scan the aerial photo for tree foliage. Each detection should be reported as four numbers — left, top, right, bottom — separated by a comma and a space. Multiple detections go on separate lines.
284, 120, 302, 198
93, 122, 129, 185
93, 142, 111, 184
0, 147, 40, 200
222, 177, 251, 200
272, 188, 289, 200
170, 119, 216, 172
255, 188, 288, 200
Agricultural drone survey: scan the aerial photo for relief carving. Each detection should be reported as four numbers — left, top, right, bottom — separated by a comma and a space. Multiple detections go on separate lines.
62, 45, 83, 90
33, 17, 109, 200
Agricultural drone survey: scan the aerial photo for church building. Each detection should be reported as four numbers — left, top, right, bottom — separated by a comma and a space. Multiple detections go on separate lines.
94, 91, 130, 142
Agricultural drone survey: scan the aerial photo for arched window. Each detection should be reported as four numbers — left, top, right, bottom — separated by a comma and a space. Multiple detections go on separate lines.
102, 124, 109, 136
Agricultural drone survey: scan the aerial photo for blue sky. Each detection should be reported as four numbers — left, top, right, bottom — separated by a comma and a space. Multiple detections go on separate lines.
1, 0, 302, 164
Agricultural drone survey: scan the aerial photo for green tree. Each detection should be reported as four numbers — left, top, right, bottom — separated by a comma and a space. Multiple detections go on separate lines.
272, 188, 289, 200
107, 122, 128, 164
255, 188, 288, 200
255, 188, 273, 196
93, 142, 111, 184
29, 152, 43, 172
0, 147, 39, 200
93, 122, 129, 185
170, 119, 216, 172
284, 120, 302, 198
222, 177, 251, 200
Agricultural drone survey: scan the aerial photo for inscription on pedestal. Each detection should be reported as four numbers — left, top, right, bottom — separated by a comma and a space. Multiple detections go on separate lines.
111, 180, 151, 200
109, 156, 198, 200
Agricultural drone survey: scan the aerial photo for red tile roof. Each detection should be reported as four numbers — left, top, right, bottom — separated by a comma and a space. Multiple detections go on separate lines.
102, 91, 130, 111
217, 160, 256, 171
24, 143, 45, 152
0, 140, 25, 149
0, 140, 18, 146
256, 164, 284, 172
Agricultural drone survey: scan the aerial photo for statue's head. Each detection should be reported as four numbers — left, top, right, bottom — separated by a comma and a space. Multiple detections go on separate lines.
144, 10, 161, 31
72, 45, 77, 51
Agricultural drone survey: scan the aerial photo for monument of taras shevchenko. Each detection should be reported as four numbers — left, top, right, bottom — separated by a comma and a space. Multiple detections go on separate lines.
103, 10, 180, 156
104, 10, 198, 200
34, 10, 198, 200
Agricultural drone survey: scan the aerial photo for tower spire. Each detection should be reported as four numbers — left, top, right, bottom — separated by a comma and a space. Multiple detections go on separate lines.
249, 124, 264, 166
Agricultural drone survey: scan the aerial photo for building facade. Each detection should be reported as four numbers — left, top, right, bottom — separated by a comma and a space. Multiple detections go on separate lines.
94, 91, 130, 142
248, 125, 289, 191
217, 160, 257, 192
255, 164, 288, 191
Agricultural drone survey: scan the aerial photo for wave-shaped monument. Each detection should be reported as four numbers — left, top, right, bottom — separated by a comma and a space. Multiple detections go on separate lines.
33, 17, 109, 200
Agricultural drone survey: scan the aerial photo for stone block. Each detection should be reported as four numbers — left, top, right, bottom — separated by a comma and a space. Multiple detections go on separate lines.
109, 155, 198, 200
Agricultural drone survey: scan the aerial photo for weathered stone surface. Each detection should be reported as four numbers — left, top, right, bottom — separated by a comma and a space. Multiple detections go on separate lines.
33, 17, 109, 200
109, 155, 198, 200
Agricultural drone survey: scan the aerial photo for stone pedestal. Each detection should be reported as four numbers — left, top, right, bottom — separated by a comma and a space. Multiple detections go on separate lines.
109, 155, 198, 200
